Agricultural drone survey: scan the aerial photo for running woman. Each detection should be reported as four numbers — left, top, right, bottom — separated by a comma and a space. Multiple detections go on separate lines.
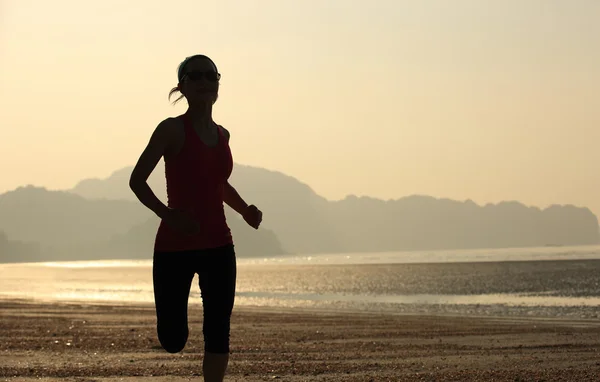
129, 54, 263, 382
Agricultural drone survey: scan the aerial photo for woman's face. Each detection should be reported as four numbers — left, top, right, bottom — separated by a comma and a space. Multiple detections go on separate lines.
179, 58, 220, 105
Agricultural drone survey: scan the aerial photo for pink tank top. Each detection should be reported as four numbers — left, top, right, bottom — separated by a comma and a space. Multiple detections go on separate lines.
154, 114, 234, 252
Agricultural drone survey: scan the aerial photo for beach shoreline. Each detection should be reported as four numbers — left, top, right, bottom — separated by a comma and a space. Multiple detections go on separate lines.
1, 299, 600, 381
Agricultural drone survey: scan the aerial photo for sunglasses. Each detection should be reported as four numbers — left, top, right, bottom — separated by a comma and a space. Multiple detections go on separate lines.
183, 70, 221, 82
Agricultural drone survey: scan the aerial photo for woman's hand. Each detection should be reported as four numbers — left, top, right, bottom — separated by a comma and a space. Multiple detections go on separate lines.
163, 208, 201, 236
242, 205, 263, 229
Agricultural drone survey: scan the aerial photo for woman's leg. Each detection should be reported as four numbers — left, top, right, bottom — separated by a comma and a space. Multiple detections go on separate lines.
153, 251, 196, 353
197, 244, 237, 382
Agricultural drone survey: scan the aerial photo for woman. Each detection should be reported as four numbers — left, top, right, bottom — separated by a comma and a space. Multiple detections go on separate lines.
129, 54, 262, 382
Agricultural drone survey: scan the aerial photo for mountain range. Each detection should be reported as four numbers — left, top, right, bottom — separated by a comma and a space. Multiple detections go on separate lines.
0, 161, 598, 263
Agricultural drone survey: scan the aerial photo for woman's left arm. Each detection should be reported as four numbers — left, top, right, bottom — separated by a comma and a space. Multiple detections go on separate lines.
223, 182, 249, 216
221, 126, 249, 215
221, 126, 262, 229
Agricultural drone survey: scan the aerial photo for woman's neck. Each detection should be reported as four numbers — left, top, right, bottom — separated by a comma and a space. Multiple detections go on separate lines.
185, 102, 213, 129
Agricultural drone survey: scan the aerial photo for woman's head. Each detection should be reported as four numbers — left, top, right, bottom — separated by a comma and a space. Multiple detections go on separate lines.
169, 54, 220, 105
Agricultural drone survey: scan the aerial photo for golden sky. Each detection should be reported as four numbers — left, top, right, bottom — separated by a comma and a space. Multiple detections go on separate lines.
1, 0, 599, 216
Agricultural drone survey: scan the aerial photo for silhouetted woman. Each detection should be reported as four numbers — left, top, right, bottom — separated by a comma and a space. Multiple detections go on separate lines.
129, 54, 262, 382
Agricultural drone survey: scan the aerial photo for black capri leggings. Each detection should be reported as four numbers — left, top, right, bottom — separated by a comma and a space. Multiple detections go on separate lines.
152, 244, 236, 354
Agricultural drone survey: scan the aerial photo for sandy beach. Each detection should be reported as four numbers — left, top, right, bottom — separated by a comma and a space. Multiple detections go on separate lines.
1, 300, 600, 381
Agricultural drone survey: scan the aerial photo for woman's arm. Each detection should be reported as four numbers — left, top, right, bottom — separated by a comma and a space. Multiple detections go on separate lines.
129, 119, 175, 219
220, 127, 249, 216
223, 182, 249, 216
224, 182, 262, 229
221, 126, 263, 229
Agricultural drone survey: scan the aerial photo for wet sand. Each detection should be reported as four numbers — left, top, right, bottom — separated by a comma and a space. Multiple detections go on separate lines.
1, 300, 600, 381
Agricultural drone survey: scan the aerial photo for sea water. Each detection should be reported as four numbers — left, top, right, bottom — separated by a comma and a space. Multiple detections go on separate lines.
1, 245, 600, 319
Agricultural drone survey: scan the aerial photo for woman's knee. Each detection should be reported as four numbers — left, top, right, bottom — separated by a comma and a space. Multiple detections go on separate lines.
204, 334, 230, 354
157, 325, 188, 353
203, 316, 231, 353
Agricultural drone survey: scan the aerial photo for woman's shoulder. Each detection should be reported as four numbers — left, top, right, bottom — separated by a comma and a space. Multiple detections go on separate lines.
149, 116, 186, 151
158, 115, 185, 129
217, 124, 230, 141
155, 116, 185, 136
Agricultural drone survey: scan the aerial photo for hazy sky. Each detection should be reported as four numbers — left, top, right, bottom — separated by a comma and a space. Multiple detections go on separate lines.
1, 0, 599, 216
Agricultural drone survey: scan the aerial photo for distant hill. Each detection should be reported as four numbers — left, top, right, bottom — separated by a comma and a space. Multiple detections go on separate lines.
67, 162, 600, 254
6, 162, 596, 264
326, 195, 600, 251
0, 185, 148, 246
0, 185, 285, 263
0, 230, 42, 263
71, 162, 343, 254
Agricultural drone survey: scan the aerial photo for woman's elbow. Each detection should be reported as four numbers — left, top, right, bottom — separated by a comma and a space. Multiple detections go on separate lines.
129, 173, 146, 192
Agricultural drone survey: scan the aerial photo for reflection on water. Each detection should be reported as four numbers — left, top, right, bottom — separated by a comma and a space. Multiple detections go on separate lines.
32, 244, 600, 268
40, 260, 150, 269
1, 245, 600, 318
235, 291, 600, 307
237, 244, 600, 265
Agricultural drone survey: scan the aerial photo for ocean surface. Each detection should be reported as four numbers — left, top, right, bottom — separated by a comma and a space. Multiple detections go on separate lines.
2, 245, 600, 319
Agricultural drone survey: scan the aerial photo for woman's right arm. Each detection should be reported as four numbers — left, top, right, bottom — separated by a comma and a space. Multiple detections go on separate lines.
129, 119, 174, 220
